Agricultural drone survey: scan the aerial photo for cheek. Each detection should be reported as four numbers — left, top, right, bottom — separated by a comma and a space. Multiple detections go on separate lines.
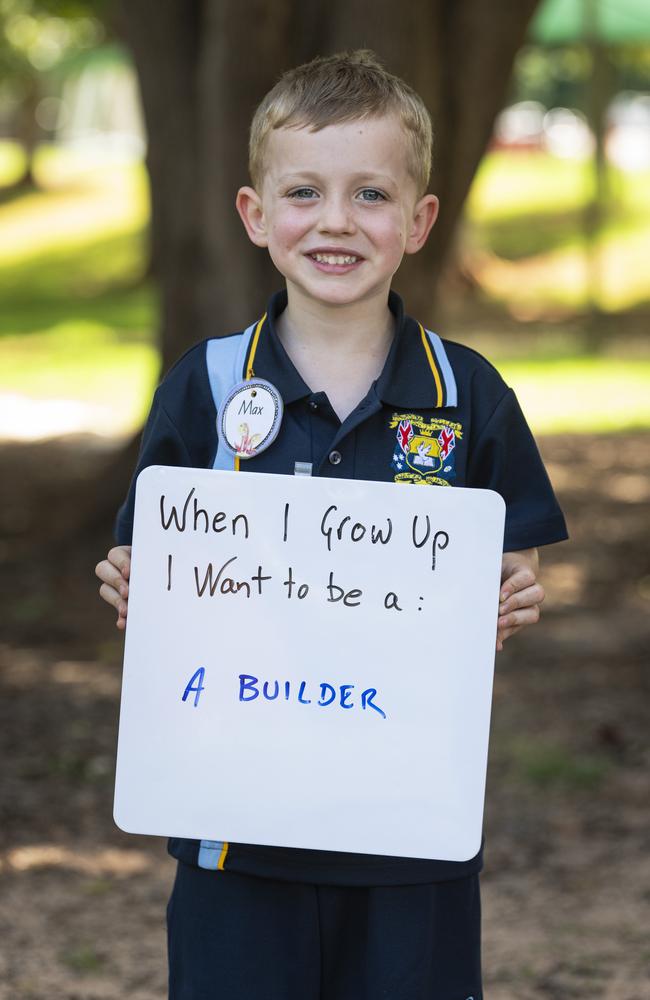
375, 224, 407, 260
269, 212, 311, 248
367, 210, 406, 248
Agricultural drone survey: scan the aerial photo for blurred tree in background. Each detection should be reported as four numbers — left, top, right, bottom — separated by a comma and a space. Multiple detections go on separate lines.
0, 0, 109, 187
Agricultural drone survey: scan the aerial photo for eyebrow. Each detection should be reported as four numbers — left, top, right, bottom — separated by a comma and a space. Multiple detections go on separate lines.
276, 172, 397, 187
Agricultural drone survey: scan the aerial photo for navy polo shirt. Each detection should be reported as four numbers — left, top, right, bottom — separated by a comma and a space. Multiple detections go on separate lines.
116, 289, 567, 886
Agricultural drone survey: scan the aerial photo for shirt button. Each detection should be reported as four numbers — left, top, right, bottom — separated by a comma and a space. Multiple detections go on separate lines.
329, 450, 342, 466
309, 400, 319, 411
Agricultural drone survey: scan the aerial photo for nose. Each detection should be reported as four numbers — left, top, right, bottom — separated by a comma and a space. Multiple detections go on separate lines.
317, 194, 356, 235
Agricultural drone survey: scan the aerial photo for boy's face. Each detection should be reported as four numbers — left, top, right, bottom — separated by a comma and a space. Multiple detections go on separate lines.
237, 115, 438, 312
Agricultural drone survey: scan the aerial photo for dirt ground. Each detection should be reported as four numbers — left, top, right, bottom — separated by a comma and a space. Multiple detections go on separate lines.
0, 431, 648, 1000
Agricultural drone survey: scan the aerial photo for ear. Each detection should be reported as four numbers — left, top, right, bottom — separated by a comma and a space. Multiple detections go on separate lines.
236, 186, 268, 247
404, 194, 439, 255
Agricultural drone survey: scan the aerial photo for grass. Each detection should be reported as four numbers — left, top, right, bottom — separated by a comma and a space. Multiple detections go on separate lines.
466, 151, 650, 313
0, 140, 649, 437
0, 141, 158, 435
498, 357, 650, 432
468, 152, 650, 222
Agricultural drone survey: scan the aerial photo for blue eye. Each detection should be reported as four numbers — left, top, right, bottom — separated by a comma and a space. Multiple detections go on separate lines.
358, 189, 386, 202
288, 187, 318, 199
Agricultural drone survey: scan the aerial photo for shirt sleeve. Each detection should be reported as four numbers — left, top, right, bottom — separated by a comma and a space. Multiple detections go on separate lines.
114, 389, 194, 545
114, 341, 218, 545
467, 387, 568, 551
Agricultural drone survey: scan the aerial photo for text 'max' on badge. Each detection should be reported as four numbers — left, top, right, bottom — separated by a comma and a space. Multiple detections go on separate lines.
218, 378, 283, 459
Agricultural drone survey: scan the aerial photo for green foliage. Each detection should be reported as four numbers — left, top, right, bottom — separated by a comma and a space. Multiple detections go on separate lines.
513, 40, 650, 109
0, 0, 106, 78
513, 45, 594, 110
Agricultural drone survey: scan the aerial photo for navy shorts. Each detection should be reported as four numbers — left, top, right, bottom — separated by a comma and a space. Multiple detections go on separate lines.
167, 861, 482, 1000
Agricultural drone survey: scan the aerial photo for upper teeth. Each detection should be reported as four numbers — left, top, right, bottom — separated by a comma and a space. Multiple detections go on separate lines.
313, 253, 359, 265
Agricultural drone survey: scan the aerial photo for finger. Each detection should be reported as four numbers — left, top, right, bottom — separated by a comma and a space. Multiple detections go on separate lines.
497, 625, 520, 646
99, 582, 128, 617
116, 613, 127, 631
108, 545, 132, 580
500, 566, 537, 601
498, 604, 540, 632
95, 560, 130, 598
500, 583, 545, 615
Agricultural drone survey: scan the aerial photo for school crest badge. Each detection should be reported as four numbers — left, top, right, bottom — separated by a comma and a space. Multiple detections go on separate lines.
390, 413, 463, 486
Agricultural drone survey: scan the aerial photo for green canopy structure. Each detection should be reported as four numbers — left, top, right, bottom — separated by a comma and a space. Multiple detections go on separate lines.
530, 0, 650, 45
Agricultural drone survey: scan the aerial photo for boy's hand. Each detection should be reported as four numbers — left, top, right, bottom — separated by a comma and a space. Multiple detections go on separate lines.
497, 548, 544, 652
95, 545, 132, 631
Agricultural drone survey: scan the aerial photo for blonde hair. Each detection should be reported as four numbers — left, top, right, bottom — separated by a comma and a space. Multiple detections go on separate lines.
249, 50, 433, 195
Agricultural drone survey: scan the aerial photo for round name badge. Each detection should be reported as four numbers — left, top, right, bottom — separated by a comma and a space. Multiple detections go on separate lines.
217, 378, 284, 459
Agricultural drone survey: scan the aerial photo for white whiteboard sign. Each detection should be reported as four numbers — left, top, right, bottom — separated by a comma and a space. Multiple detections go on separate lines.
114, 467, 505, 861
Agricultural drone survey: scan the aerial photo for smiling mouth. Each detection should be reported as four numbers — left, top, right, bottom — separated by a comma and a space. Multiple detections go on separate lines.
309, 252, 362, 265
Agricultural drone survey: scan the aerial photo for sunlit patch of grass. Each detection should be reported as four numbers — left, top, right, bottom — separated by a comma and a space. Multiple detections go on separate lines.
0, 146, 150, 265
469, 152, 592, 219
0, 323, 159, 434
469, 151, 650, 222
0, 146, 152, 342
498, 357, 650, 432
0, 145, 158, 436
471, 231, 650, 314
0, 140, 28, 187
465, 151, 650, 313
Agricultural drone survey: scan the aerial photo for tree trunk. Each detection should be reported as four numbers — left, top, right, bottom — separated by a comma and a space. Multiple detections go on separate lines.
88, 0, 539, 535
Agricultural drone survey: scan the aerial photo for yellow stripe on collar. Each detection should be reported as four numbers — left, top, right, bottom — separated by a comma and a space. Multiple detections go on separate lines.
245, 313, 266, 381
418, 322, 444, 407
236, 313, 267, 473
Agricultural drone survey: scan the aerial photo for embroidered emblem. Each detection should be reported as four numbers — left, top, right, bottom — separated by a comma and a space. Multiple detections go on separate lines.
390, 412, 463, 486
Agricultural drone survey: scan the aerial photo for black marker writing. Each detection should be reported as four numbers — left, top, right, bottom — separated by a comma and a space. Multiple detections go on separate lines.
194, 557, 270, 598
411, 515, 450, 570
283, 567, 309, 599
326, 571, 363, 607
320, 505, 393, 553
160, 488, 249, 537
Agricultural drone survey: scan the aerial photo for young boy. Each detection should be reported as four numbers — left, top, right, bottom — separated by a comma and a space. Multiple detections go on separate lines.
96, 50, 567, 999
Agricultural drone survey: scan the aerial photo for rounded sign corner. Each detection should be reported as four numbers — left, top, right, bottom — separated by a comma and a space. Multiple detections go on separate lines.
451, 831, 483, 863
482, 488, 506, 517
113, 800, 135, 835
135, 465, 164, 486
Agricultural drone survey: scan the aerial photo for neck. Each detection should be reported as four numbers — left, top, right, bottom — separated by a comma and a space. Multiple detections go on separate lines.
276, 286, 395, 359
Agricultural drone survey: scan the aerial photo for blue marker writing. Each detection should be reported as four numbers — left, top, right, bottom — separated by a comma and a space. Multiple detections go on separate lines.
182, 667, 206, 707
